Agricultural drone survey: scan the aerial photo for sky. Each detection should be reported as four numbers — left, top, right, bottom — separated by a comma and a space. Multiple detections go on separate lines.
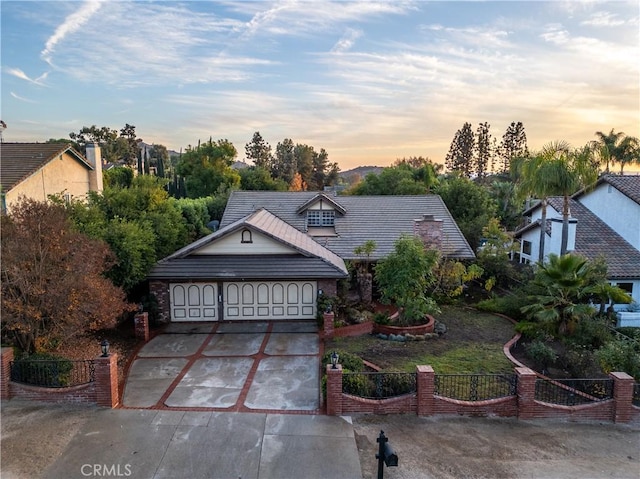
1, 0, 639, 171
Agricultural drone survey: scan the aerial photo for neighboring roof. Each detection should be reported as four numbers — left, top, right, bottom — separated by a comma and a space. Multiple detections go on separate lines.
150, 208, 348, 280
221, 191, 475, 260
518, 197, 640, 279
0, 142, 92, 192
573, 174, 640, 205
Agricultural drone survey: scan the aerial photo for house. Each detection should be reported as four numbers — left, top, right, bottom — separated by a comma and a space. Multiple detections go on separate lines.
148, 191, 474, 322
514, 175, 640, 307
0, 142, 103, 213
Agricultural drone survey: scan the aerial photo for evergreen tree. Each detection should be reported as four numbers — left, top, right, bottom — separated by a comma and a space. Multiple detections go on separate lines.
475, 122, 492, 178
272, 139, 296, 185
445, 122, 475, 177
245, 131, 272, 169
499, 121, 528, 173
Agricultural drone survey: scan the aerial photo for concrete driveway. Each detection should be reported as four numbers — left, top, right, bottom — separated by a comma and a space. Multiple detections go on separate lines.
122, 321, 323, 412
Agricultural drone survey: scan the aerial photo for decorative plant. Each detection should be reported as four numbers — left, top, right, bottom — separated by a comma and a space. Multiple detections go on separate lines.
374, 234, 440, 325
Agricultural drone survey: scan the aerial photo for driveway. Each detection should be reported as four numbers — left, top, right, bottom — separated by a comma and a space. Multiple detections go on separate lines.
122, 321, 322, 412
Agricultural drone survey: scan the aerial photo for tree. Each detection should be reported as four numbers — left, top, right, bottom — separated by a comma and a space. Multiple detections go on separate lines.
436, 176, 498, 251
245, 131, 273, 169
1, 198, 134, 353
475, 122, 492, 178
119, 123, 141, 166
238, 167, 288, 191
374, 235, 440, 325
272, 139, 297, 185
348, 162, 437, 195
69, 125, 118, 156
445, 122, 475, 177
499, 121, 528, 173
103, 166, 134, 188
293, 144, 315, 190
175, 138, 240, 198
617, 136, 640, 174
521, 254, 598, 336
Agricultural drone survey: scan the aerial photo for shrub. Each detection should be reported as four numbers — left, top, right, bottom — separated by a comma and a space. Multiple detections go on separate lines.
12, 353, 74, 387
373, 312, 390, 325
596, 341, 640, 380
567, 318, 612, 350
525, 340, 557, 370
476, 292, 528, 319
514, 321, 544, 340
321, 350, 364, 372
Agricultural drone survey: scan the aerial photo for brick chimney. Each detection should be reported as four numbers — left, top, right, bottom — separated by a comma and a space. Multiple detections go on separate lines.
85, 143, 103, 193
414, 214, 443, 250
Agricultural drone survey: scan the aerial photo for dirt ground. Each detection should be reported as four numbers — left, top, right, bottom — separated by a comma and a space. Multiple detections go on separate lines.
353, 414, 640, 479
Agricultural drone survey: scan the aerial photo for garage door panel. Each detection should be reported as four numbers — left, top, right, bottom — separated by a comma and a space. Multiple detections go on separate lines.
171, 283, 218, 322
223, 281, 316, 320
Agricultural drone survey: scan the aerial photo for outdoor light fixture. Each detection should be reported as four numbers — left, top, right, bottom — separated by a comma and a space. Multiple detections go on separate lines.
331, 351, 339, 369
100, 339, 110, 357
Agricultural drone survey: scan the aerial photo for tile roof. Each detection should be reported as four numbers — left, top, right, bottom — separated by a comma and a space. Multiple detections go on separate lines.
546, 197, 640, 279
595, 175, 640, 205
221, 191, 475, 260
0, 142, 91, 192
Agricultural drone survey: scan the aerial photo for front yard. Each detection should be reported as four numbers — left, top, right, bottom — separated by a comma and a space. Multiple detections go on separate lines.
325, 305, 517, 373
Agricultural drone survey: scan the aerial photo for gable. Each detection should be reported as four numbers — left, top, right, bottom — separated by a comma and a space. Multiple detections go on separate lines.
192, 228, 298, 255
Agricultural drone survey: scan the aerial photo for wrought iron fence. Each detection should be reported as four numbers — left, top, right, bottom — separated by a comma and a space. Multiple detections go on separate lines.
535, 378, 613, 406
434, 374, 518, 401
10, 359, 95, 388
342, 372, 417, 399
633, 383, 640, 407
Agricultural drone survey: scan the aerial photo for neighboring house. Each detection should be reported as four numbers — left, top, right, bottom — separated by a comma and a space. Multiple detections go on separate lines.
514, 175, 640, 307
0, 142, 103, 213
149, 191, 474, 322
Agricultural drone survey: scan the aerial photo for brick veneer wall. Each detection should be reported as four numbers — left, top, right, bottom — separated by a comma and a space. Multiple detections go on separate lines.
326, 363, 637, 422
1, 347, 119, 408
149, 280, 170, 322
134, 312, 150, 342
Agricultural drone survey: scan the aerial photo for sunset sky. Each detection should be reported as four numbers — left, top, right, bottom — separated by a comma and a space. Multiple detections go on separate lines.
2, 1, 638, 171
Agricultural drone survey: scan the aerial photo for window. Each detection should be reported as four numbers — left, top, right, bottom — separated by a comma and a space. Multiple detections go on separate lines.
616, 283, 633, 295
307, 210, 335, 227
241, 229, 252, 243
522, 240, 532, 255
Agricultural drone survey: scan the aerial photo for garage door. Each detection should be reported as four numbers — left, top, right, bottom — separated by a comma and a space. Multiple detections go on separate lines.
170, 283, 218, 322
223, 281, 316, 320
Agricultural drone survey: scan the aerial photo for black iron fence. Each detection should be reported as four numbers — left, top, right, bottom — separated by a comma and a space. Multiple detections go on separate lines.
10, 359, 95, 388
434, 374, 518, 401
633, 383, 640, 407
342, 372, 417, 399
535, 378, 613, 406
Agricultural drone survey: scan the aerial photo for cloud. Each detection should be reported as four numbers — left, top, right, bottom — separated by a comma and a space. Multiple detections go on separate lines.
4, 67, 49, 86
581, 11, 626, 27
10, 92, 36, 103
41, 0, 105, 65
331, 28, 363, 53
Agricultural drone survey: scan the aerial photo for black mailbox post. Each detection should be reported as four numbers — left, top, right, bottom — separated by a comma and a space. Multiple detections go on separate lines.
376, 430, 398, 479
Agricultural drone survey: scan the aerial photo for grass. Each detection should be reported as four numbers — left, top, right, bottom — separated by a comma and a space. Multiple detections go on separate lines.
325, 304, 516, 374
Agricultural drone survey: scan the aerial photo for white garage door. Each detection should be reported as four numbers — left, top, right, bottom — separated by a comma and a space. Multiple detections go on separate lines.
170, 283, 218, 322
223, 281, 316, 320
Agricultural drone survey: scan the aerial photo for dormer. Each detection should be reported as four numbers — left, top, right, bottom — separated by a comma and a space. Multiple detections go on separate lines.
296, 193, 346, 236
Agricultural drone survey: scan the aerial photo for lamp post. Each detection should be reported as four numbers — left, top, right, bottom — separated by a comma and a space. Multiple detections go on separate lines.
330, 351, 339, 369
100, 339, 110, 357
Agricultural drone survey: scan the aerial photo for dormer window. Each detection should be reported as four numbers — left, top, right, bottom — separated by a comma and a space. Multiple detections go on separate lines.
241, 229, 253, 243
307, 210, 335, 227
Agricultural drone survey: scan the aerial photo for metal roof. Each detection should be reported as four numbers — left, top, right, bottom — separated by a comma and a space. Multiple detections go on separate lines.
0, 142, 92, 192
221, 191, 475, 260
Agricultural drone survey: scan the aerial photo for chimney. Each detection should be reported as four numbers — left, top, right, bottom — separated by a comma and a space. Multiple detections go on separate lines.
85, 143, 104, 193
414, 214, 443, 250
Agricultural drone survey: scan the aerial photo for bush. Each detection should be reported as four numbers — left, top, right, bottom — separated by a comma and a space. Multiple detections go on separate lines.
321, 350, 364, 372
525, 340, 557, 370
476, 292, 528, 319
567, 318, 612, 350
596, 341, 640, 380
514, 321, 544, 340
12, 353, 74, 387
373, 312, 390, 325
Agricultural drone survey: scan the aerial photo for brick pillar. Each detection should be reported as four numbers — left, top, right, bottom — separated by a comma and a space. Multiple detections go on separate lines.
134, 312, 150, 342
416, 365, 435, 416
610, 372, 634, 423
95, 353, 119, 408
1, 347, 14, 400
326, 364, 343, 416
323, 312, 335, 339
516, 367, 537, 419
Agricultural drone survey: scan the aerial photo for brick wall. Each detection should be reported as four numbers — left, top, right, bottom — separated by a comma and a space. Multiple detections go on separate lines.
317, 279, 338, 297
1, 348, 119, 408
325, 363, 637, 423
149, 280, 170, 322
134, 312, 150, 342
413, 215, 443, 250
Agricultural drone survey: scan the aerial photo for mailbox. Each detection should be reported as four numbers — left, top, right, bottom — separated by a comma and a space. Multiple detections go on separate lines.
376, 430, 398, 479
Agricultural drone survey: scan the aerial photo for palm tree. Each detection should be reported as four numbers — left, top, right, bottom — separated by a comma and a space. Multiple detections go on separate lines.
521, 253, 596, 336
593, 129, 640, 174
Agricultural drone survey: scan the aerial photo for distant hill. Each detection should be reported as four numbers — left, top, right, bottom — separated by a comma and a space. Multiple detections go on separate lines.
339, 165, 383, 179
